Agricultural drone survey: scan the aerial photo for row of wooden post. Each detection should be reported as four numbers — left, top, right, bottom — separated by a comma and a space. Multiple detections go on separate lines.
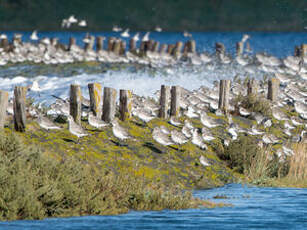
0, 78, 280, 131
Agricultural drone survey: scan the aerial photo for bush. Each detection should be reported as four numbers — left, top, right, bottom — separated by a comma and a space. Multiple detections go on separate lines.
0, 131, 197, 221
235, 94, 272, 117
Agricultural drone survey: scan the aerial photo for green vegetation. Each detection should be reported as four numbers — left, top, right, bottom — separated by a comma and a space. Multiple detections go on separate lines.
235, 94, 272, 117
0, 131, 226, 221
0, 0, 305, 31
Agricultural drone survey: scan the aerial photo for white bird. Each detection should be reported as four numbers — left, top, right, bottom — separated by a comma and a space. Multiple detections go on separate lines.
241, 34, 250, 43
132, 32, 140, 41
88, 112, 109, 128
169, 116, 182, 127
132, 108, 155, 123
68, 15, 78, 24
201, 127, 215, 141
239, 107, 251, 117
142, 32, 150, 42
191, 129, 207, 150
183, 31, 192, 37
200, 113, 224, 128
171, 129, 189, 145
227, 126, 238, 140
30, 30, 39, 41
160, 126, 170, 135
121, 29, 130, 38
111, 119, 132, 140
78, 20, 87, 27
67, 115, 88, 140
199, 155, 211, 167
0, 34, 7, 39
112, 25, 122, 32
152, 127, 174, 146
155, 26, 162, 32
29, 80, 41, 92
37, 114, 61, 131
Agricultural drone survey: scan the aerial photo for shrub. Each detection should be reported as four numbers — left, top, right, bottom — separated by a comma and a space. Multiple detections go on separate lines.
235, 94, 272, 117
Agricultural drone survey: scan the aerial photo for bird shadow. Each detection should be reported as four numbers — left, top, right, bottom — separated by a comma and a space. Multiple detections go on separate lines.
111, 140, 128, 147
62, 138, 76, 143
143, 142, 164, 154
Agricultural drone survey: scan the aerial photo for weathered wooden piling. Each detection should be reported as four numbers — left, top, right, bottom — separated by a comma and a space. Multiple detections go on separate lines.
189, 40, 196, 53
129, 38, 137, 52
267, 78, 280, 102
13, 86, 27, 132
170, 86, 181, 117
107, 37, 115, 52
120, 41, 126, 55
215, 42, 225, 56
102, 87, 117, 123
236, 42, 243, 56
0, 37, 9, 51
119, 89, 132, 121
96, 36, 105, 52
112, 39, 122, 55
301, 44, 307, 57
68, 37, 76, 51
0, 90, 8, 129
159, 44, 167, 54
247, 79, 258, 95
218, 80, 231, 113
172, 41, 183, 57
70, 84, 82, 125
88, 83, 102, 118
159, 85, 170, 119
84, 35, 94, 52
294, 46, 301, 57
167, 44, 175, 55
152, 41, 160, 52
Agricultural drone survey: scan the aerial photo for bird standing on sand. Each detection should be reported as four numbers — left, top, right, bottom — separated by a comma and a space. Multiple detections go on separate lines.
152, 127, 174, 146
67, 115, 88, 141
191, 129, 207, 150
199, 155, 211, 167
171, 129, 189, 145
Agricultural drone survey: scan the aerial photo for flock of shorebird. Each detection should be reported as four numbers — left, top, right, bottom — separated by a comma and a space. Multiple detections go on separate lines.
6, 68, 306, 164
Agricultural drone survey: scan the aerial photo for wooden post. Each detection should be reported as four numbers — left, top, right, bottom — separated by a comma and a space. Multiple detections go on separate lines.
107, 37, 115, 52
129, 38, 137, 52
112, 39, 121, 55
0, 38, 9, 51
170, 86, 181, 117
172, 41, 183, 57
68, 37, 76, 51
119, 90, 132, 121
0, 90, 8, 129
247, 79, 258, 95
167, 44, 175, 55
236, 42, 243, 57
215, 42, 225, 56
102, 87, 117, 123
189, 40, 196, 53
218, 80, 231, 113
301, 44, 307, 57
152, 41, 160, 52
159, 85, 170, 119
294, 46, 301, 57
84, 36, 94, 52
159, 44, 167, 54
267, 78, 280, 102
13, 86, 27, 132
88, 83, 102, 118
120, 40, 126, 55
96, 36, 104, 52
70, 84, 82, 125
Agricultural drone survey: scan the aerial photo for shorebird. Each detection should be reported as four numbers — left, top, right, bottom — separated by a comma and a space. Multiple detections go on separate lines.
169, 116, 182, 127
152, 127, 174, 146
181, 125, 192, 138
199, 155, 211, 167
160, 125, 170, 135
171, 129, 189, 145
184, 119, 194, 129
132, 32, 140, 41
78, 20, 87, 27
294, 102, 307, 118
67, 115, 88, 142
184, 106, 199, 118
88, 112, 109, 129
30, 30, 39, 41
112, 25, 122, 32
248, 125, 264, 135
68, 15, 78, 24
239, 107, 251, 117
262, 134, 280, 144
142, 32, 150, 42
183, 31, 192, 38
191, 129, 207, 150
121, 29, 130, 38
132, 108, 155, 123
155, 26, 162, 32
111, 119, 132, 141
227, 125, 238, 140
272, 107, 288, 121
37, 114, 61, 131
200, 113, 224, 128
201, 127, 215, 141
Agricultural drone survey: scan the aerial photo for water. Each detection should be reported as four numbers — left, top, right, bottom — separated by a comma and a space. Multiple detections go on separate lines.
1, 184, 306, 229
3, 31, 307, 57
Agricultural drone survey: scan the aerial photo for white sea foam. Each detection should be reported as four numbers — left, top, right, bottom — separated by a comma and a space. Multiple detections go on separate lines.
0, 65, 265, 106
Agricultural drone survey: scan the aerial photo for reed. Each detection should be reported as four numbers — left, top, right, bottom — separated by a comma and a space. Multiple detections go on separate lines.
287, 143, 307, 181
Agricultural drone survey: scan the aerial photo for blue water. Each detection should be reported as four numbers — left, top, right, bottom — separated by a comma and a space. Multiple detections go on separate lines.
3, 31, 307, 58
1, 184, 306, 230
